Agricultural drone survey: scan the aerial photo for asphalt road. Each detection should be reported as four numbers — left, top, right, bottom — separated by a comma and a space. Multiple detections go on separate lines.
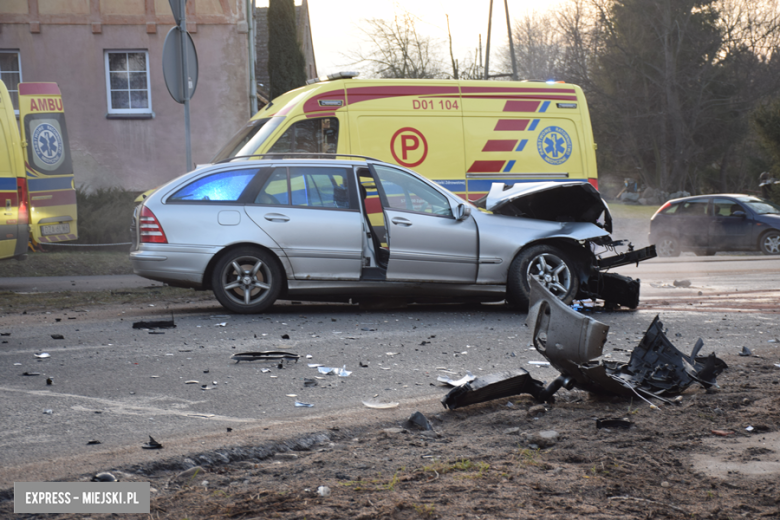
1, 255, 779, 487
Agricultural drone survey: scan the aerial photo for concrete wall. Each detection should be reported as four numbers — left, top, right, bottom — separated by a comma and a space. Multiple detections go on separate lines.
0, 0, 252, 191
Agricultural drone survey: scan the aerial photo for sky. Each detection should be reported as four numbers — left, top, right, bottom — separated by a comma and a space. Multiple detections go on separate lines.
258, 0, 568, 77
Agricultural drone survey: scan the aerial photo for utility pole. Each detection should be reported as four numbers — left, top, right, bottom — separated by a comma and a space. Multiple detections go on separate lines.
504, 0, 518, 81
484, 0, 493, 80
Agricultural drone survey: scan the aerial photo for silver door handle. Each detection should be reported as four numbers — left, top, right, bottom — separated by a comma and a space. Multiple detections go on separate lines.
264, 213, 290, 222
391, 217, 412, 226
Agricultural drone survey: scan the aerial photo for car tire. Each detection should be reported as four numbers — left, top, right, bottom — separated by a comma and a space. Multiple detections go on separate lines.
211, 247, 283, 313
759, 230, 780, 255
656, 236, 681, 257
507, 245, 580, 311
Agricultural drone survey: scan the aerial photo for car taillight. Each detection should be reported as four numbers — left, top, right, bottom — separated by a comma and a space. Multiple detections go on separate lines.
17, 177, 29, 224
139, 206, 168, 243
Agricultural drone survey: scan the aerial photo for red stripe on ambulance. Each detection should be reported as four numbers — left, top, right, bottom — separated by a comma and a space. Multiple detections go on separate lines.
494, 120, 530, 131
482, 140, 517, 152
503, 100, 541, 113
467, 161, 505, 173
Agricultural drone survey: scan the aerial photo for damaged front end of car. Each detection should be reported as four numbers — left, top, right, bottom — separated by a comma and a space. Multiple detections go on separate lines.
441, 277, 727, 410
479, 181, 656, 308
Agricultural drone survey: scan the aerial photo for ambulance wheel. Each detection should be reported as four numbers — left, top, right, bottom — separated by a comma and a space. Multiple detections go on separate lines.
507, 245, 579, 311
212, 247, 282, 313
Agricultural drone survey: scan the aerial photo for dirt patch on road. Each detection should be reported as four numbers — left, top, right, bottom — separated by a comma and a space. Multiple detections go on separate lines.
8, 354, 777, 519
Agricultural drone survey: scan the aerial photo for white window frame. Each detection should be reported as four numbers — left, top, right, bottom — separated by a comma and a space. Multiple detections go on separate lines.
104, 50, 152, 115
0, 50, 22, 115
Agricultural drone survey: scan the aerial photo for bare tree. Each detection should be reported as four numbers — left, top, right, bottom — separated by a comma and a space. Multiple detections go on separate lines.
503, 11, 565, 81
346, 11, 444, 79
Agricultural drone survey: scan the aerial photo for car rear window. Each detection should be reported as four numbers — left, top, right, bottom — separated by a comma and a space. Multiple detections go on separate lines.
254, 166, 353, 209
168, 168, 258, 202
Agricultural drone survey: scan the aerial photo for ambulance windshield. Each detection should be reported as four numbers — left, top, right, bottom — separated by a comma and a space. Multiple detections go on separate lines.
212, 117, 284, 162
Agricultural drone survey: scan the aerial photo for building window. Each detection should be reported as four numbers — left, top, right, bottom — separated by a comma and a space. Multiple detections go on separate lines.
0, 51, 22, 114
104, 51, 151, 115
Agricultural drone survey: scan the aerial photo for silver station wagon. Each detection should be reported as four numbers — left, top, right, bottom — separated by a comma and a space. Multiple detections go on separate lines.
130, 155, 654, 313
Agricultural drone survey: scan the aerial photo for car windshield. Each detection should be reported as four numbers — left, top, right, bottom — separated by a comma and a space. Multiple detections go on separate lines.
739, 198, 780, 215
211, 117, 285, 162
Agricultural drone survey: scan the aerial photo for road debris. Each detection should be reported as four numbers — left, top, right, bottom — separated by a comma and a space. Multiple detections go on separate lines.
43, 409, 53, 415
34, 353, 50, 359
303, 378, 318, 387
402, 411, 433, 431
317, 365, 352, 377
231, 351, 300, 363
437, 371, 476, 387
673, 280, 692, 288
295, 400, 314, 408
50, 334, 64, 340
91, 473, 117, 482
46, 377, 52, 385
185, 380, 199, 384
596, 418, 633, 430
87, 440, 102, 445
317, 486, 331, 497
362, 400, 400, 409
440, 277, 727, 409
142, 436, 163, 449
22, 372, 40, 376
739, 346, 752, 357
133, 319, 176, 329
442, 370, 545, 410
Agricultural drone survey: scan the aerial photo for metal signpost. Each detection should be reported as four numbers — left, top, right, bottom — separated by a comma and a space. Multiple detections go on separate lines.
163, 0, 198, 172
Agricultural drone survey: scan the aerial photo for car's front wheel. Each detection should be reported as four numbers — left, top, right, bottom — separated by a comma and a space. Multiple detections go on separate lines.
760, 230, 780, 255
212, 247, 282, 313
656, 236, 681, 257
507, 245, 580, 310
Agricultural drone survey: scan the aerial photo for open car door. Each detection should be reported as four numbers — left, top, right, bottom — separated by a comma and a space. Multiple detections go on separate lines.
18, 82, 77, 244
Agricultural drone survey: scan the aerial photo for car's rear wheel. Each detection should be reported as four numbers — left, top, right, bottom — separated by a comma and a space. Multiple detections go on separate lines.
507, 245, 580, 310
656, 236, 681, 257
760, 230, 780, 255
212, 247, 282, 313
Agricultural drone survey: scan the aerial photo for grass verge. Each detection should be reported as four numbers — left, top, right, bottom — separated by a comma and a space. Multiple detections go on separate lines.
0, 251, 133, 277
0, 286, 213, 313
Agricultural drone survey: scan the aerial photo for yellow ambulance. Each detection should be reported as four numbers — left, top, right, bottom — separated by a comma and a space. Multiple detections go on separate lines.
213, 73, 599, 200
0, 80, 77, 261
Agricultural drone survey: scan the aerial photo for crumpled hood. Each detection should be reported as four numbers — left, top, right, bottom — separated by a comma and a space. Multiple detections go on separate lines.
479, 181, 612, 234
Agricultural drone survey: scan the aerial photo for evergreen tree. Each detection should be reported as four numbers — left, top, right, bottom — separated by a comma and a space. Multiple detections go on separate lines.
268, 0, 307, 99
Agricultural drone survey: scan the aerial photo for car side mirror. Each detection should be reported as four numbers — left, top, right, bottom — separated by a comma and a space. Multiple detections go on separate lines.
455, 203, 472, 221
732, 210, 746, 218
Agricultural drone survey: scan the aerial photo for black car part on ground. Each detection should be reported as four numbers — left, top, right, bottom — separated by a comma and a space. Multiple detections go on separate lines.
441, 277, 727, 409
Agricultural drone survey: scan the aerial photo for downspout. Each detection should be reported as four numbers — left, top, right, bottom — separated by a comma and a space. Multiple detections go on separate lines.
247, 0, 258, 116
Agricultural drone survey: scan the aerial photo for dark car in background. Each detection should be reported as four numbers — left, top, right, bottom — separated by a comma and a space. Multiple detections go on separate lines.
649, 194, 780, 256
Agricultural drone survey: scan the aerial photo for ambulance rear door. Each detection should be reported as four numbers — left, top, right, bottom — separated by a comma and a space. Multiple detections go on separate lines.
0, 80, 27, 260
18, 82, 78, 244
459, 82, 587, 200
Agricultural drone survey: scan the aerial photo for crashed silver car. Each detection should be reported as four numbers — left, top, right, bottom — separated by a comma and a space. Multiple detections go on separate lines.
130, 156, 654, 313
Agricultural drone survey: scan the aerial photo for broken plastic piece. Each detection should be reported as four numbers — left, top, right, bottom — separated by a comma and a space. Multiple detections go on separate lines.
46, 377, 52, 385
87, 440, 102, 445
437, 371, 476, 387
441, 370, 545, 410
317, 486, 330, 497
739, 346, 752, 357
304, 378, 318, 387
142, 436, 163, 449
402, 411, 433, 431
91, 472, 117, 482
43, 409, 53, 415
51, 334, 64, 340
295, 400, 314, 407
133, 319, 175, 329
362, 400, 400, 409
22, 372, 40, 376
34, 353, 51, 358
596, 418, 632, 430
231, 351, 300, 363
317, 365, 352, 377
